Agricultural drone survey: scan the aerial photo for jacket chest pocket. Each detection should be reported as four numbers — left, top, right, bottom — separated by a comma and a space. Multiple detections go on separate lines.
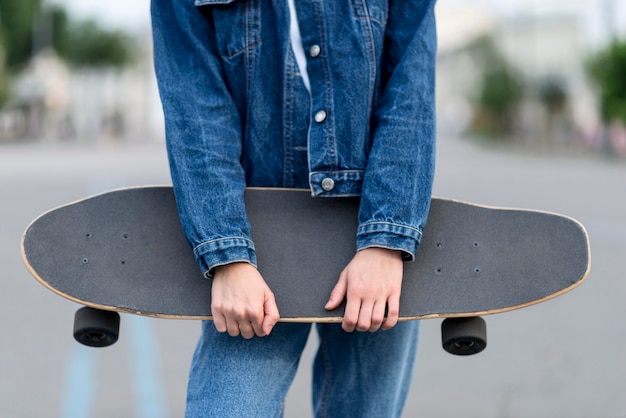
352, 0, 388, 26
195, 0, 260, 59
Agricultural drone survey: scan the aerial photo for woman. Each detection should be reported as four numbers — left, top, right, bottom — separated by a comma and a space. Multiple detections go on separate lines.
152, 0, 437, 416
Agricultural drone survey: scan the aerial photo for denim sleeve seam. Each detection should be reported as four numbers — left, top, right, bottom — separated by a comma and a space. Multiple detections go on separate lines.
193, 237, 257, 279
357, 221, 423, 241
356, 232, 420, 262
193, 237, 256, 254
356, 243, 416, 262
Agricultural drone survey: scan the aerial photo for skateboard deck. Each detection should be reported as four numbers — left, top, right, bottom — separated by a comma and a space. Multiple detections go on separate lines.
22, 186, 590, 353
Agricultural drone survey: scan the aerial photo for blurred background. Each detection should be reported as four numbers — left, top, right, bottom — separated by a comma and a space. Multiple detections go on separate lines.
1, 1, 625, 417
0, 0, 625, 155
0, 0, 160, 145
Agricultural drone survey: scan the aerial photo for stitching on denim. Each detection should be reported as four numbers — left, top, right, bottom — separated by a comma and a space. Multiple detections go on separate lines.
352, 0, 377, 123
351, 0, 388, 25
221, 40, 261, 60
244, 0, 254, 96
358, 221, 423, 239
311, 0, 338, 170
283, 46, 295, 187
193, 236, 255, 253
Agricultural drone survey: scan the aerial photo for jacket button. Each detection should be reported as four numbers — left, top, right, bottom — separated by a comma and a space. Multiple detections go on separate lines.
321, 178, 335, 191
314, 110, 327, 123
309, 44, 321, 58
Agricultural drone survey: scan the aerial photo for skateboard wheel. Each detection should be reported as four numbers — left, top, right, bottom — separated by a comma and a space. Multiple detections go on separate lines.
73, 307, 120, 347
441, 317, 487, 356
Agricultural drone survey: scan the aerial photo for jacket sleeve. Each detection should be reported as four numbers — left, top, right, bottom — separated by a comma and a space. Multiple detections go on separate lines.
151, 0, 255, 277
356, 0, 437, 261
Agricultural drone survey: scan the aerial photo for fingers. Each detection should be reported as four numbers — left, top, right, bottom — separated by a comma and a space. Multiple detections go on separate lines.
370, 300, 387, 331
342, 299, 381, 333
382, 296, 400, 331
226, 317, 252, 339
327, 272, 390, 333
212, 301, 266, 339
343, 296, 400, 333
325, 273, 347, 311
336, 248, 403, 333
261, 292, 280, 336
342, 295, 361, 332
221, 299, 278, 339
211, 262, 280, 339
213, 311, 227, 334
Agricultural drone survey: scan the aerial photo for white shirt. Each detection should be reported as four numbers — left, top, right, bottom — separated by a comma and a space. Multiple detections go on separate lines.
288, 0, 311, 92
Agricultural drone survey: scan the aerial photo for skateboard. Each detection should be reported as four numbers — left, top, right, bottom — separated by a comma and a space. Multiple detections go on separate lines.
21, 186, 590, 355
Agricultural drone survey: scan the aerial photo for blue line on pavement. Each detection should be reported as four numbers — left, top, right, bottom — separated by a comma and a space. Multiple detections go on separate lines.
127, 314, 168, 418
58, 175, 168, 417
59, 344, 97, 418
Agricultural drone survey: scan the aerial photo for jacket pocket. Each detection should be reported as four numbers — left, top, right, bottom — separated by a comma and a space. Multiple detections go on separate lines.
352, 0, 388, 26
195, 0, 259, 59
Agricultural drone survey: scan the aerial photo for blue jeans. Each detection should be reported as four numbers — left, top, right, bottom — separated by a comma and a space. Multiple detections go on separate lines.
185, 321, 420, 417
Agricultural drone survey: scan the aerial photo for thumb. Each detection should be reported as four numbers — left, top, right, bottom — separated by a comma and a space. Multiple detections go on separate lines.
325, 272, 347, 310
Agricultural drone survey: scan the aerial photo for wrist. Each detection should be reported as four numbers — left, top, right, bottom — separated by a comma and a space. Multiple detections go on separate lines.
358, 247, 403, 260
214, 261, 254, 274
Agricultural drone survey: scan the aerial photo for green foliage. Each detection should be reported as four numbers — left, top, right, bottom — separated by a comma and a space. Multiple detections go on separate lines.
0, 0, 133, 71
56, 19, 132, 68
0, 71, 8, 107
587, 39, 626, 124
478, 64, 522, 119
468, 36, 522, 138
0, 0, 42, 70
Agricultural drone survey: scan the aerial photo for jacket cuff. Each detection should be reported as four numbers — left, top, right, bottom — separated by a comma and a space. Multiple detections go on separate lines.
193, 237, 257, 279
356, 222, 422, 261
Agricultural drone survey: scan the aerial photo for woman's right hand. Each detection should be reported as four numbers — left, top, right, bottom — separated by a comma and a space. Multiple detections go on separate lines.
211, 262, 280, 339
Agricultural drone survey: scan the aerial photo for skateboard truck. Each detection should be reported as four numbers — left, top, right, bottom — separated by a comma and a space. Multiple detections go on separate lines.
441, 317, 487, 355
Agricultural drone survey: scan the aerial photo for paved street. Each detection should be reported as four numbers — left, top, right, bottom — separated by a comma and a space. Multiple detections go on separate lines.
1, 137, 624, 417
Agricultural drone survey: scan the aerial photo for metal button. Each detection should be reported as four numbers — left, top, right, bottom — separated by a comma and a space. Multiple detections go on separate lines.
314, 110, 327, 123
309, 44, 321, 58
321, 178, 335, 191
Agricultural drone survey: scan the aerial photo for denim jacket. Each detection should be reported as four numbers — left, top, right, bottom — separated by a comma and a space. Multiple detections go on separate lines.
151, 0, 437, 276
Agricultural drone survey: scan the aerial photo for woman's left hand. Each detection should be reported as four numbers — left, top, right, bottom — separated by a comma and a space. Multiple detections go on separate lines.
325, 247, 403, 332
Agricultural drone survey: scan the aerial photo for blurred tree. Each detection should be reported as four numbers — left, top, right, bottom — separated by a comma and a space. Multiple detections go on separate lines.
56, 19, 132, 68
477, 64, 522, 135
0, 1, 132, 70
0, 1, 133, 106
0, 32, 7, 104
0, 71, 8, 107
539, 76, 567, 116
468, 36, 522, 138
539, 75, 568, 129
587, 39, 626, 125
0, 0, 42, 70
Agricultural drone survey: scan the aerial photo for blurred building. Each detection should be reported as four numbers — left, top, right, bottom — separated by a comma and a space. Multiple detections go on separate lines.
0, 30, 163, 144
498, 11, 597, 146
1, 2, 618, 153
436, 3, 496, 137
436, 2, 600, 149
3, 49, 71, 142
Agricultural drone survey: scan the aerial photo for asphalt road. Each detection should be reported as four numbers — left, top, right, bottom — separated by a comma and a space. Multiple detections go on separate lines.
1, 137, 624, 417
